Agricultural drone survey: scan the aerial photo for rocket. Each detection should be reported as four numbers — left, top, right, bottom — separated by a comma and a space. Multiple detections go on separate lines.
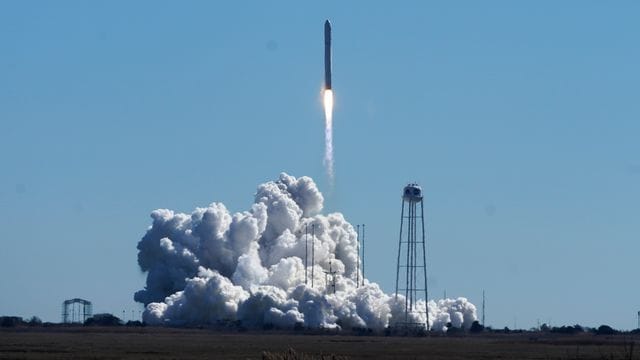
324, 20, 332, 90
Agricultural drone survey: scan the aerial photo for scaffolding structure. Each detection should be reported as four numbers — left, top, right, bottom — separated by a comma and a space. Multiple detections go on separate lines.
61, 298, 93, 324
394, 183, 429, 330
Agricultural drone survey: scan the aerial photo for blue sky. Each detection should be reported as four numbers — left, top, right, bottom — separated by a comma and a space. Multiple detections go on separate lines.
1, 1, 639, 329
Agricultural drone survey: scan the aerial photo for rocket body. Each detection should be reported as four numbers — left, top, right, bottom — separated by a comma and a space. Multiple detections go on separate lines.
324, 20, 332, 90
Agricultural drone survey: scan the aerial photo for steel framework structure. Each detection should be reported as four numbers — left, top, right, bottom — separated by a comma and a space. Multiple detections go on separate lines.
394, 184, 429, 330
62, 298, 92, 324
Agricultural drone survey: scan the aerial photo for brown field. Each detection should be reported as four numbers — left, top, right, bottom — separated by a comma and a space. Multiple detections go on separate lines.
1, 327, 640, 359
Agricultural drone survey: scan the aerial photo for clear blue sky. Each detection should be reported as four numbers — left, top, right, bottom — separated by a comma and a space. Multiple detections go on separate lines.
1, 1, 638, 329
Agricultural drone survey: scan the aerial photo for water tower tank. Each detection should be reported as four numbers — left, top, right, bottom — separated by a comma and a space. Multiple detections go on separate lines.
402, 184, 423, 202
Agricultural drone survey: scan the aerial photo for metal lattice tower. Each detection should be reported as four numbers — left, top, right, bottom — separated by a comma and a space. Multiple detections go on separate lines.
62, 298, 93, 324
394, 183, 429, 330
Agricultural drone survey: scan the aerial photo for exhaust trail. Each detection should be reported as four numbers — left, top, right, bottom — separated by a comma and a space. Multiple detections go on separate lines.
323, 89, 334, 184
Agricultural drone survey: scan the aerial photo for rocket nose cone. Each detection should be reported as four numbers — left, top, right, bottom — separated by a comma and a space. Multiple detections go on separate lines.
325, 20, 331, 29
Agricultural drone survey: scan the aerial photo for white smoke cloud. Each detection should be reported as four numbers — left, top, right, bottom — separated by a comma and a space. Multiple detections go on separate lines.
135, 173, 476, 331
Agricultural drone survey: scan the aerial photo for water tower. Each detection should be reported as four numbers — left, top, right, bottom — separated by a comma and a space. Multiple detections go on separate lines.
394, 183, 430, 330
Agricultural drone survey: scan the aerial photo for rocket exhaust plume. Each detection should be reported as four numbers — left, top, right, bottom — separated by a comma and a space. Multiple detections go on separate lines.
134, 173, 478, 331
323, 89, 334, 183
323, 20, 334, 184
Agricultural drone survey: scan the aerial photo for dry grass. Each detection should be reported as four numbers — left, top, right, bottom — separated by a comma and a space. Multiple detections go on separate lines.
1, 327, 640, 359
262, 347, 350, 360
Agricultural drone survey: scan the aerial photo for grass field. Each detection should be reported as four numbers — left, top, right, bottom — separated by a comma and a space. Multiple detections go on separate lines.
1, 327, 640, 359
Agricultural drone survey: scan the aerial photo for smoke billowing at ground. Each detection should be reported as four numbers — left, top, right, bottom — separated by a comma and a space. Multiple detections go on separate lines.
323, 90, 334, 184
135, 173, 476, 331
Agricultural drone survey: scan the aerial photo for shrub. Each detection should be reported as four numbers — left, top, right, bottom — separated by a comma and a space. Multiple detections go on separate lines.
596, 325, 618, 335
28, 316, 42, 326
469, 321, 484, 333
84, 313, 123, 326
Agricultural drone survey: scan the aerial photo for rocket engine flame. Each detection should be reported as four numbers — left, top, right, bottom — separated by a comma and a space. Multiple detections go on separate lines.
323, 89, 334, 184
